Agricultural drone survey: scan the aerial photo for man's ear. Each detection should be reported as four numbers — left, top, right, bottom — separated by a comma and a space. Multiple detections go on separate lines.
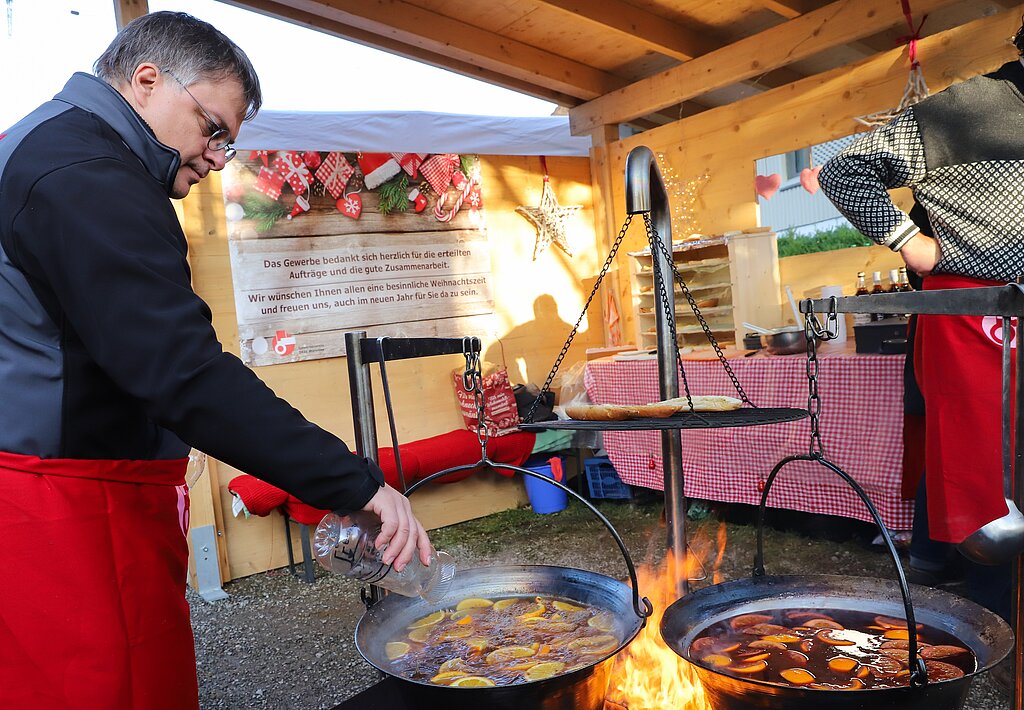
129, 63, 162, 109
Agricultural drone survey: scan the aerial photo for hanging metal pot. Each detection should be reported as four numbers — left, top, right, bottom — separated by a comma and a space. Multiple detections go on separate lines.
659, 454, 1014, 710
353, 463, 652, 710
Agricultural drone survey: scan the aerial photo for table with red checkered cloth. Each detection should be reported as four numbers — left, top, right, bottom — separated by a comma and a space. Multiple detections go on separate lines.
585, 350, 913, 530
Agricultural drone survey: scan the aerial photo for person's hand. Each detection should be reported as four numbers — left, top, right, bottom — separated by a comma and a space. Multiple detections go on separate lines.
362, 484, 433, 570
899, 232, 942, 277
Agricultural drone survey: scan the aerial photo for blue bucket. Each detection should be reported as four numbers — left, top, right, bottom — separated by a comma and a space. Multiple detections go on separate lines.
523, 458, 568, 514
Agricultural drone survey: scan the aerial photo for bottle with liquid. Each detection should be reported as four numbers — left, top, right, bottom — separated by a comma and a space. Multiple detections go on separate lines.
313, 511, 456, 602
879, 268, 900, 320
854, 271, 872, 327
898, 267, 913, 292
869, 271, 885, 321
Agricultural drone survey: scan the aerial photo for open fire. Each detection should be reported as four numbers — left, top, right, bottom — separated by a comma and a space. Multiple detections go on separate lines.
604, 522, 728, 710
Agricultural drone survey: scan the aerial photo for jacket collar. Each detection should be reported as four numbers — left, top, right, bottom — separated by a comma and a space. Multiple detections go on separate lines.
54, 73, 180, 195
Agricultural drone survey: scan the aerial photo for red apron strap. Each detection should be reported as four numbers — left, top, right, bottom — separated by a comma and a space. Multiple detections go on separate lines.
0, 449, 186, 485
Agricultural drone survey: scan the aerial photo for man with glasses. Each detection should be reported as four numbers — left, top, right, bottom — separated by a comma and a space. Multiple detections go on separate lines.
0, 12, 432, 709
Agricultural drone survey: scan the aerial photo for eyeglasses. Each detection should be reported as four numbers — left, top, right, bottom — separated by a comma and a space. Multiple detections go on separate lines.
161, 69, 236, 162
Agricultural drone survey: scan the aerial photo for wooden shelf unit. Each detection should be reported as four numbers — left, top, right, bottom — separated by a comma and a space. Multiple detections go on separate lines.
628, 231, 781, 350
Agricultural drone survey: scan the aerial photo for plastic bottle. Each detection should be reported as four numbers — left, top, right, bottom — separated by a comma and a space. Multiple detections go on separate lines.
313, 511, 456, 602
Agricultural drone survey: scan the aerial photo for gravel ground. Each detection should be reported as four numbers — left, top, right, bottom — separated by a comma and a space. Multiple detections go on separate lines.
189, 495, 1011, 709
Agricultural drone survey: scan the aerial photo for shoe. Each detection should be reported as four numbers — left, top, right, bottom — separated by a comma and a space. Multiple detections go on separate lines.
904, 564, 965, 588
988, 657, 1015, 697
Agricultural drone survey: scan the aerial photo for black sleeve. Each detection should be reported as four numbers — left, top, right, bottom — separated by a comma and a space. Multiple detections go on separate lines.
11, 158, 382, 513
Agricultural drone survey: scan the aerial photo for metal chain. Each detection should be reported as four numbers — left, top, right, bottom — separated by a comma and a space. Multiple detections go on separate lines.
462, 338, 489, 459
803, 296, 839, 456
524, 213, 635, 422
647, 216, 753, 407
646, 214, 694, 407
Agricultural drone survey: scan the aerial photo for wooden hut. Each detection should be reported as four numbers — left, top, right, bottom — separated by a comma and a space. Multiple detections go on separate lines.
111, 0, 1023, 592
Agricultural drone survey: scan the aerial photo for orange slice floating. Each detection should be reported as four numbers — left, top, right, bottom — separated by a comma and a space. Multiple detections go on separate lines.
779, 667, 815, 685
451, 676, 496, 688
731, 660, 769, 674
761, 634, 800, 644
828, 657, 858, 673
408, 611, 446, 629
702, 653, 732, 667
817, 629, 855, 646
883, 629, 910, 641
567, 635, 619, 655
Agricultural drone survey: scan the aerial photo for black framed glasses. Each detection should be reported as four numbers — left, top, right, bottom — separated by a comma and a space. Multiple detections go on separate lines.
161, 69, 237, 162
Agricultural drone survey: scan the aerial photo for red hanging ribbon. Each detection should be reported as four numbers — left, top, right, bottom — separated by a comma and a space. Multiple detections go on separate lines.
897, 0, 927, 68
540, 155, 549, 183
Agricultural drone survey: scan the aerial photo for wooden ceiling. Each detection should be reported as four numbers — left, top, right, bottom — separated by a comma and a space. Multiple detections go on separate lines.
220, 0, 1018, 136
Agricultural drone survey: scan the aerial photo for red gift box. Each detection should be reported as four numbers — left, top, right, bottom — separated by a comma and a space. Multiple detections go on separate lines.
315, 152, 355, 199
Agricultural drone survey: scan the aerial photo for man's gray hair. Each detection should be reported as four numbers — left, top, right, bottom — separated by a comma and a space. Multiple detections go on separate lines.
95, 11, 262, 121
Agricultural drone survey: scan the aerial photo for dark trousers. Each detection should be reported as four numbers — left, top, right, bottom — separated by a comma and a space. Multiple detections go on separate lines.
909, 474, 1012, 623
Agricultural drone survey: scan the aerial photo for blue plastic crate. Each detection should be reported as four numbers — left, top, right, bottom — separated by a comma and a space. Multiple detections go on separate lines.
584, 457, 632, 500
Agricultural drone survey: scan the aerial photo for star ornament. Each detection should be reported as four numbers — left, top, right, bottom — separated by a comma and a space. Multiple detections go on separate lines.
516, 181, 582, 260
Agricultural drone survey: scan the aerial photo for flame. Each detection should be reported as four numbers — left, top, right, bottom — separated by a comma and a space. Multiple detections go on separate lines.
606, 521, 728, 710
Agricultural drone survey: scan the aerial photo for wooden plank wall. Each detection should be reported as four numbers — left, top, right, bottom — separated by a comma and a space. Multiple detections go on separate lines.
180, 155, 602, 581
592, 6, 1024, 339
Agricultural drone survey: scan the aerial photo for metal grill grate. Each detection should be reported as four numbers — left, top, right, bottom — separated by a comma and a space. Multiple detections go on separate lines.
518, 407, 808, 432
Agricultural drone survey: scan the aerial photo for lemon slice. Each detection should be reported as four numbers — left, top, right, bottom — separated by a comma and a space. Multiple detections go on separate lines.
517, 602, 545, 619
430, 671, 467, 683
438, 627, 473, 640
588, 612, 615, 632
552, 600, 584, 612
408, 610, 446, 629
438, 658, 468, 673
493, 598, 524, 611
385, 641, 410, 660
486, 645, 536, 664
407, 626, 432, 643
524, 661, 566, 681
465, 636, 490, 654
567, 635, 618, 655
451, 676, 496, 687
456, 598, 494, 611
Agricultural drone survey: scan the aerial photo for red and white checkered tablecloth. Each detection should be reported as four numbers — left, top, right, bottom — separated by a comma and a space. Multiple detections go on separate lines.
585, 350, 914, 530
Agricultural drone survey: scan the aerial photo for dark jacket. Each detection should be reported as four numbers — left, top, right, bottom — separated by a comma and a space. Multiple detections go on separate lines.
0, 73, 382, 512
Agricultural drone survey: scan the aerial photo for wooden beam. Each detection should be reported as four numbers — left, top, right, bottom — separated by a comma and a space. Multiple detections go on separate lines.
534, 0, 720, 60
113, 0, 148, 29
754, 0, 823, 19
569, 0, 964, 135
252, 0, 624, 100
220, 0, 584, 107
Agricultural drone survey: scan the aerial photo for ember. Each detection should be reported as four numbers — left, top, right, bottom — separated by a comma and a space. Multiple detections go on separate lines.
604, 522, 727, 709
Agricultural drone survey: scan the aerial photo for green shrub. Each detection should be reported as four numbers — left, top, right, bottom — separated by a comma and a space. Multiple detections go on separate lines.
777, 225, 872, 257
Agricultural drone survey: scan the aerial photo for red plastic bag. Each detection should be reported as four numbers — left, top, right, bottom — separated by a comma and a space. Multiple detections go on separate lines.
452, 363, 521, 437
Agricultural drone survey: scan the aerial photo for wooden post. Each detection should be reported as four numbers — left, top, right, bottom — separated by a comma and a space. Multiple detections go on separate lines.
113, 0, 148, 30
589, 125, 627, 347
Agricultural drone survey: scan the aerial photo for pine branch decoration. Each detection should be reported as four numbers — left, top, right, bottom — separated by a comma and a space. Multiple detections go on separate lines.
377, 173, 410, 215
242, 192, 290, 233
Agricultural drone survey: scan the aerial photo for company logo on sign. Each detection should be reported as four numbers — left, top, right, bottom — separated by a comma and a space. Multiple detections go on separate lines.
272, 330, 296, 356
982, 316, 1018, 348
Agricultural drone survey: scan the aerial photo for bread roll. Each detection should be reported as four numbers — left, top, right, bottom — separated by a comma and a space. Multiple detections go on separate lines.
565, 404, 632, 421
660, 395, 742, 412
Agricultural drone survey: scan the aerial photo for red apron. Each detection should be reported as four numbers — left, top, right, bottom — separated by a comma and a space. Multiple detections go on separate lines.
915, 275, 1015, 543
0, 451, 196, 710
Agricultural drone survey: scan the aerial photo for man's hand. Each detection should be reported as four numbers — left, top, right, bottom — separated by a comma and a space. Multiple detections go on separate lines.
362, 484, 433, 571
900, 232, 942, 276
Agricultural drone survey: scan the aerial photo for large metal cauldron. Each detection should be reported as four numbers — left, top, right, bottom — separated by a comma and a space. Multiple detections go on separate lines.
354, 463, 652, 710
660, 574, 1012, 710
659, 454, 1015, 710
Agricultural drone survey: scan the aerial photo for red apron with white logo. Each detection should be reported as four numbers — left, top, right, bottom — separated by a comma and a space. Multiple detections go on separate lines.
0, 451, 196, 710
915, 275, 1015, 543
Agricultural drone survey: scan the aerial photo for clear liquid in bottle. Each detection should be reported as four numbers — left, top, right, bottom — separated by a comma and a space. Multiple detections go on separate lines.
313, 511, 456, 603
